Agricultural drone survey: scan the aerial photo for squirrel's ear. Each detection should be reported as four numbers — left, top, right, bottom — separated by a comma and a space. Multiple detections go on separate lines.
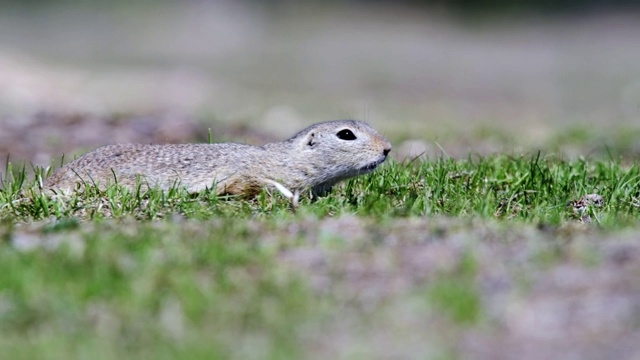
304, 132, 316, 147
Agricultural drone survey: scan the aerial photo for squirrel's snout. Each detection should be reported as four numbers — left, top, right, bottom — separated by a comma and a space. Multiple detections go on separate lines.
381, 139, 392, 156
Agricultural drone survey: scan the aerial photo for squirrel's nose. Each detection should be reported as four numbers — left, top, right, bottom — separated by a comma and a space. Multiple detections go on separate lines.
383, 147, 391, 157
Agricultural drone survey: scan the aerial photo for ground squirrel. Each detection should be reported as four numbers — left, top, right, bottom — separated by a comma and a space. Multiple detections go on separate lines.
45, 120, 392, 206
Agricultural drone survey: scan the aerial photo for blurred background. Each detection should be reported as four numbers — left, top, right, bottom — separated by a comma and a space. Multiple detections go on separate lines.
1, 0, 640, 174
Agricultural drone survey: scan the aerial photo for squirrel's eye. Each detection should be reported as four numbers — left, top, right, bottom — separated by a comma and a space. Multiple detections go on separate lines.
336, 129, 357, 140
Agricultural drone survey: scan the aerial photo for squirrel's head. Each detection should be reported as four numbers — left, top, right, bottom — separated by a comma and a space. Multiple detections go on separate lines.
287, 120, 392, 181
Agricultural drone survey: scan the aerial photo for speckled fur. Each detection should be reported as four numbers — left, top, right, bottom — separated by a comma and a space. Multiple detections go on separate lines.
45, 120, 392, 197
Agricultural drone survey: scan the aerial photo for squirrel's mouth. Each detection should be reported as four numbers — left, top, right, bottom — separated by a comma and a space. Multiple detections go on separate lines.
359, 156, 387, 173
360, 162, 379, 172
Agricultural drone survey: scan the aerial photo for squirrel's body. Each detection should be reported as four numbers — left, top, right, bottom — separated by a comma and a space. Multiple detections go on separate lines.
45, 120, 392, 200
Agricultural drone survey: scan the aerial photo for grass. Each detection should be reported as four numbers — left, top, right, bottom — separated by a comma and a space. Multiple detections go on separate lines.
0, 154, 639, 359
2, 154, 639, 224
